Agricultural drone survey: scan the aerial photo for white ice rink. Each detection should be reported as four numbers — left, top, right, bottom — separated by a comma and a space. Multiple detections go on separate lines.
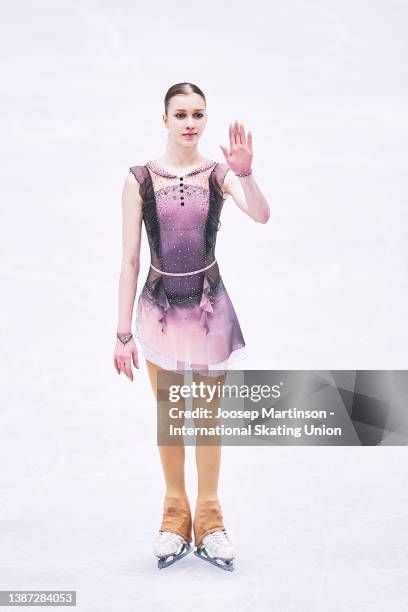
1, 0, 408, 610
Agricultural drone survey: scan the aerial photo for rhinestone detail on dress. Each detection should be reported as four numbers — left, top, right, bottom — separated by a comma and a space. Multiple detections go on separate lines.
146, 159, 217, 178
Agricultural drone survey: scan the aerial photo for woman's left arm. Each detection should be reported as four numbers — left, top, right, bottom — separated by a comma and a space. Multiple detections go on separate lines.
220, 120, 270, 224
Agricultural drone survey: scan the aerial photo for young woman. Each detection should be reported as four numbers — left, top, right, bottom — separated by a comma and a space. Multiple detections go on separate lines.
113, 82, 270, 571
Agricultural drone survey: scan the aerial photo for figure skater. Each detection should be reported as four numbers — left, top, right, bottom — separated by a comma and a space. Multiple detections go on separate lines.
113, 82, 270, 571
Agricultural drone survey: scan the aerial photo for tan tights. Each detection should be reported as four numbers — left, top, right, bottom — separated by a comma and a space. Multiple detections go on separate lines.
146, 359, 224, 505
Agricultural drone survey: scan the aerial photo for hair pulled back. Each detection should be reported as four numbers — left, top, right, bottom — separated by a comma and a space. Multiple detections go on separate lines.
164, 82, 206, 115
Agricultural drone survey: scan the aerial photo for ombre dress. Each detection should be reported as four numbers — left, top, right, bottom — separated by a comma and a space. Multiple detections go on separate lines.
129, 158, 247, 372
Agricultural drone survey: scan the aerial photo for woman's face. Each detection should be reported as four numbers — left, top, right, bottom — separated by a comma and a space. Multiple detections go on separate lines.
164, 93, 207, 146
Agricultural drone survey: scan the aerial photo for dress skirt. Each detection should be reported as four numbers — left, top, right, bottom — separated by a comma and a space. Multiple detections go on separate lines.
134, 277, 247, 374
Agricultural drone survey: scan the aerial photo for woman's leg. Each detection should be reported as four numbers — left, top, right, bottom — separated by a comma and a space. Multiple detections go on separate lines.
191, 371, 229, 549
192, 371, 226, 502
145, 359, 187, 498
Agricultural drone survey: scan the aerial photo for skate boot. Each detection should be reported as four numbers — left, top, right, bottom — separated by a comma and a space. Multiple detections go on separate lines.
155, 496, 193, 569
193, 499, 235, 572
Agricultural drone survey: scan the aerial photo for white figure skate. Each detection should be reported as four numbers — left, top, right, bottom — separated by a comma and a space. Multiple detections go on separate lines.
155, 530, 192, 569
194, 529, 235, 572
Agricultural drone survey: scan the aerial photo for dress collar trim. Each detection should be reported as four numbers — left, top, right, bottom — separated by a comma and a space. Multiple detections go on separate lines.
146, 159, 217, 178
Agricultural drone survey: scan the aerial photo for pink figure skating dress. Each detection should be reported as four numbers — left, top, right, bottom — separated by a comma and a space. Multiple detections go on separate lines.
129, 158, 247, 372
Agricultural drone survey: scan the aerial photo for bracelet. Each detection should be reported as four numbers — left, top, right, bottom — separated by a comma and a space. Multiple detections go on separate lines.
235, 169, 252, 177
117, 332, 133, 346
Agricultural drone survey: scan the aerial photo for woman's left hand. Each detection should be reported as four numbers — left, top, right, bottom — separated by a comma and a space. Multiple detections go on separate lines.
220, 120, 253, 174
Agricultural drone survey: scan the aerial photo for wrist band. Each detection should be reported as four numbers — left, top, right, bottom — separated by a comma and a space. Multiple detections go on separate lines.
117, 332, 133, 346
235, 169, 252, 177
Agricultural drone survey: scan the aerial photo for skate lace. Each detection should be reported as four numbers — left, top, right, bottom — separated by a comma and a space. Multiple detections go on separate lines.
159, 530, 180, 543
207, 529, 231, 545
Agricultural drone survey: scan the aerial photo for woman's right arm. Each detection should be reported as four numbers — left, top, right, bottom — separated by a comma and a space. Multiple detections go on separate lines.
113, 172, 144, 381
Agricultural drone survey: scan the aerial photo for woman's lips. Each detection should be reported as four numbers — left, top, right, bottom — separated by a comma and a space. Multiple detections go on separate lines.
183, 134, 196, 137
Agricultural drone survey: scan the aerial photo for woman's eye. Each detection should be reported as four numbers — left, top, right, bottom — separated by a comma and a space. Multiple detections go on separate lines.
175, 113, 204, 119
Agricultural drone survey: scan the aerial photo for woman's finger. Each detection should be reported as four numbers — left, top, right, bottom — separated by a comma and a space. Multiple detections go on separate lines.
220, 144, 229, 160
234, 120, 239, 145
113, 356, 120, 374
247, 130, 252, 151
124, 360, 133, 381
228, 123, 234, 149
239, 123, 246, 145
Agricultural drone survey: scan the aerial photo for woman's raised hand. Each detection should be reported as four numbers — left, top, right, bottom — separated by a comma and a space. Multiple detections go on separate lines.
219, 120, 253, 174
113, 336, 139, 381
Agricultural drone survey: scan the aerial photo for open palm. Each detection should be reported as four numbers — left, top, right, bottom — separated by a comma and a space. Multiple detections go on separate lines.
220, 120, 253, 174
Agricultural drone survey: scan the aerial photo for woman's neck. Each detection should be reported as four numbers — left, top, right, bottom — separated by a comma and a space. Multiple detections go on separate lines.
158, 145, 206, 169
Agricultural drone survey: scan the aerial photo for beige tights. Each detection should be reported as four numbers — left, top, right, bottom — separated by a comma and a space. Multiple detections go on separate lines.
145, 359, 226, 545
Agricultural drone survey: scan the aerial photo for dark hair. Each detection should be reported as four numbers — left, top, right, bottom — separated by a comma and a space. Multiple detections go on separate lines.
164, 82, 206, 115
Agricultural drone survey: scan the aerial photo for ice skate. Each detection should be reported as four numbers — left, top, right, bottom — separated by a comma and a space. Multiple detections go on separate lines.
193, 499, 235, 572
194, 529, 235, 571
155, 530, 192, 569
155, 495, 193, 569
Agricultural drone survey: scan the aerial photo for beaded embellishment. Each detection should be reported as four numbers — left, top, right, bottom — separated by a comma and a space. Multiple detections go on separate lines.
235, 169, 252, 177
146, 159, 217, 178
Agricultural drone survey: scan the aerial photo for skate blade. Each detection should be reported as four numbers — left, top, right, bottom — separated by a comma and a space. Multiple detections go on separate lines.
194, 546, 235, 572
157, 541, 192, 569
